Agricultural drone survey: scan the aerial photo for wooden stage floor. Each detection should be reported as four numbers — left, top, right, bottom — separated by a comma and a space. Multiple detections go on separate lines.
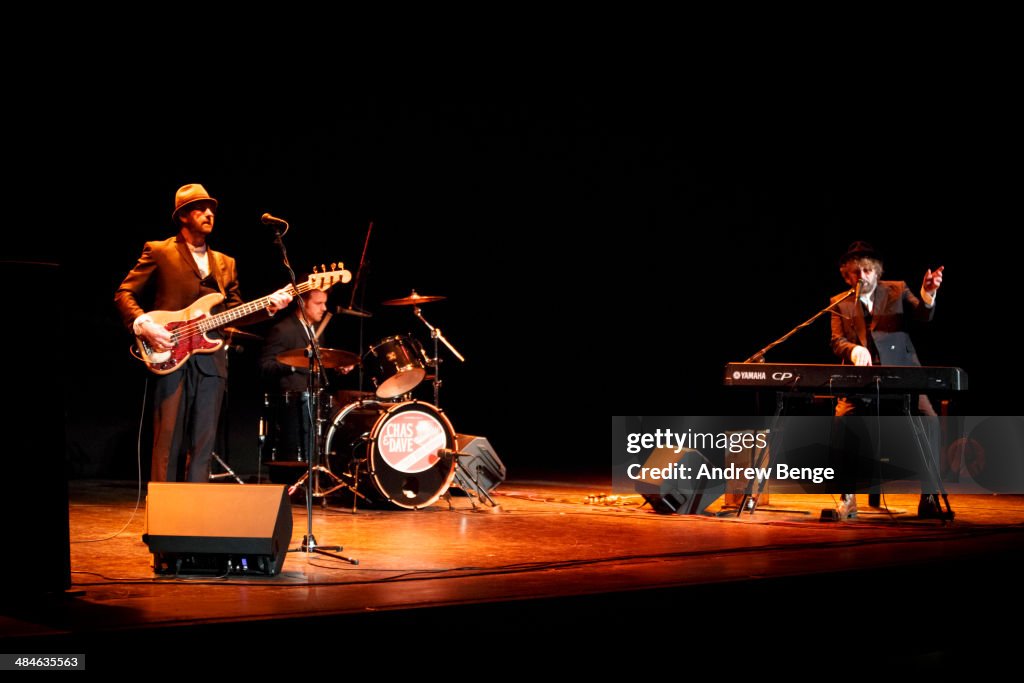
3, 476, 1024, 670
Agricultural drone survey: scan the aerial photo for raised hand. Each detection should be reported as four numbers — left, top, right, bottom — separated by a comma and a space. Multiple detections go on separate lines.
923, 265, 944, 294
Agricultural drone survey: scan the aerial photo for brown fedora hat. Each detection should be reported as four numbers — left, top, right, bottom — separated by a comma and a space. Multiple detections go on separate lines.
172, 183, 218, 220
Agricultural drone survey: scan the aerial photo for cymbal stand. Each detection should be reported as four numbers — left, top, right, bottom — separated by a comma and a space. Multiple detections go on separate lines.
287, 390, 370, 506
210, 454, 243, 484
268, 214, 357, 565
412, 305, 465, 408
352, 222, 373, 397
210, 338, 244, 484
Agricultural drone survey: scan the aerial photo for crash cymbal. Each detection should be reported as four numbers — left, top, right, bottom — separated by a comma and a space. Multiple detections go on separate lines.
381, 290, 447, 306
277, 347, 360, 369
336, 306, 373, 318
224, 326, 263, 341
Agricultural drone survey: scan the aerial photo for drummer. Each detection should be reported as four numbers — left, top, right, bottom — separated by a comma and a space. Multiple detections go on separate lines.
262, 290, 334, 385
260, 289, 355, 458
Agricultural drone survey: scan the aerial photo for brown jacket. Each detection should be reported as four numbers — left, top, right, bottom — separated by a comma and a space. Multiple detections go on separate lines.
114, 233, 242, 377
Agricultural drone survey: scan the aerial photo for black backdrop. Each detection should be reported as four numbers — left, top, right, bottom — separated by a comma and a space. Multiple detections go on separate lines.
11, 94, 1018, 481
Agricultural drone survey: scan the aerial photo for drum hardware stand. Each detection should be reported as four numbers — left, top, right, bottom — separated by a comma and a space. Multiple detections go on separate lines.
287, 392, 370, 507
412, 305, 465, 408
352, 222, 373, 397
210, 453, 244, 484
210, 337, 245, 484
348, 453, 365, 513
286, 390, 338, 500
334, 447, 372, 514
268, 213, 358, 565
256, 403, 267, 483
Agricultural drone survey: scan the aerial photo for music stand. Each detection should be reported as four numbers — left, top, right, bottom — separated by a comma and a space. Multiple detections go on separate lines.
267, 215, 358, 565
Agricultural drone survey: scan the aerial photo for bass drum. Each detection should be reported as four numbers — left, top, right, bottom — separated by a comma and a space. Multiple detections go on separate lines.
325, 399, 457, 509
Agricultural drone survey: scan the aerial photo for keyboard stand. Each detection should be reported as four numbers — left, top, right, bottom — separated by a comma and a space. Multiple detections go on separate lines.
903, 393, 954, 521
732, 390, 954, 521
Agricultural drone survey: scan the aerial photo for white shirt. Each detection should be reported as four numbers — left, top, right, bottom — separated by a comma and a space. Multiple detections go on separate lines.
858, 285, 935, 314
188, 242, 210, 279
132, 242, 212, 333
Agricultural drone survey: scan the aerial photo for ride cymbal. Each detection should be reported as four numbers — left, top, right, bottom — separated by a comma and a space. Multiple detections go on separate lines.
381, 290, 446, 306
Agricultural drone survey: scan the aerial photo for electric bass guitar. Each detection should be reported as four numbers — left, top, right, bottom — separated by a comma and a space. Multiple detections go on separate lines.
133, 265, 351, 375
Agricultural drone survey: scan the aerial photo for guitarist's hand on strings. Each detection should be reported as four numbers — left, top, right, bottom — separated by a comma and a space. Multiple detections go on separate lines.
266, 288, 293, 315
139, 320, 175, 353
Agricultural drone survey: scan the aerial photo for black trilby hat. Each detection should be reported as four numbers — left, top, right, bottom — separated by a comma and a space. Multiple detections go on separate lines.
840, 240, 880, 265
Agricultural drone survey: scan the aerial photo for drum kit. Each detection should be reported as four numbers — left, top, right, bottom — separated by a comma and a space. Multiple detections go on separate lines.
261, 289, 467, 510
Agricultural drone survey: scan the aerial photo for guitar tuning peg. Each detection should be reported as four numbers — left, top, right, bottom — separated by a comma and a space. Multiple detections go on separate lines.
330, 262, 337, 270
312, 265, 319, 274
321, 263, 326, 273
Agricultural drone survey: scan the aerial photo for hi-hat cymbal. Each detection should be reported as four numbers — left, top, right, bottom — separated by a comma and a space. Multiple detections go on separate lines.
224, 326, 263, 341
381, 290, 447, 306
277, 347, 360, 369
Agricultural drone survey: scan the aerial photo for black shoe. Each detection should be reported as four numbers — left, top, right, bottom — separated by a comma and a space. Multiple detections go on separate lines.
918, 494, 954, 520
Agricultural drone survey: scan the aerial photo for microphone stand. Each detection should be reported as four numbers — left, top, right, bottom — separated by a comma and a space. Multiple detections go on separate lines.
268, 217, 357, 565
743, 287, 858, 363
412, 305, 465, 408
731, 286, 858, 517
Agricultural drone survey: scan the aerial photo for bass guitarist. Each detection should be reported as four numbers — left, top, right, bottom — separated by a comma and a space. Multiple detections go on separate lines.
115, 183, 293, 482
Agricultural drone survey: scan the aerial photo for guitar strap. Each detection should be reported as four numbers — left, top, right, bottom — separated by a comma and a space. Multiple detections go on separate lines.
206, 250, 229, 300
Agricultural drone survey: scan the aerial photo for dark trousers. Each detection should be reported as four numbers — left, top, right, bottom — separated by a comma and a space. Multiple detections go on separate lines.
832, 395, 940, 494
151, 361, 225, 482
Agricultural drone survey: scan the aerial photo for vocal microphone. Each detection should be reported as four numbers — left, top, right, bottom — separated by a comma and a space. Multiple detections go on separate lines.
261, 213, 288, 226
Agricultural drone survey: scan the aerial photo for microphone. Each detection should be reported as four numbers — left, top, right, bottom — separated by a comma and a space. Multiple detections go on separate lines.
261, 213, 288, 226
854, 279, 862, 302
438, 448, 464, 463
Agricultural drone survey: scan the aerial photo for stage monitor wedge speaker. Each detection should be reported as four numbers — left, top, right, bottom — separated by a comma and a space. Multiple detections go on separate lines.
451, 434, 506, 495
144, 483, 292, 576
634, 448, 724, 515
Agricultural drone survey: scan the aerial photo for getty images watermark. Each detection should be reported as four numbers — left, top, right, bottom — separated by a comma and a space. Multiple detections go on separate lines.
612, 416, 1024, 495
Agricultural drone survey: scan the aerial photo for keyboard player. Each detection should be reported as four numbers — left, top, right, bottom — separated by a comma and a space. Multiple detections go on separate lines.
829, 240, 946, 519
